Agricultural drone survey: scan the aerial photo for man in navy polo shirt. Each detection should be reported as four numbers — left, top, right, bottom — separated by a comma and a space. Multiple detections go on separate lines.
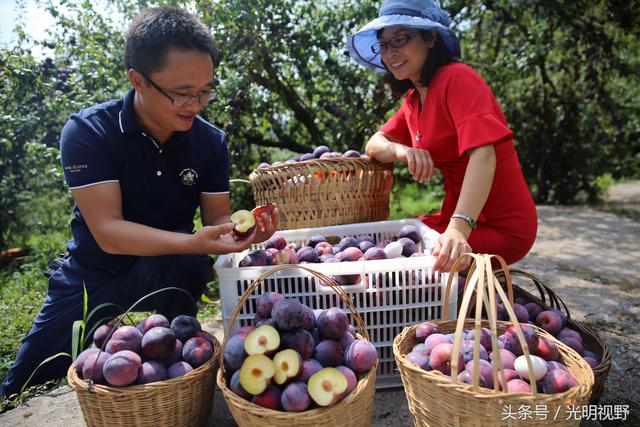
1, 6, 278, 398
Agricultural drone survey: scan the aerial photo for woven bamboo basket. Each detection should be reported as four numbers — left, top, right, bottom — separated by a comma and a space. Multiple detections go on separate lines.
393, 254, 594, 426
490, 269, 612, 403
67, 336, 220, 427
216, 264, 377, 427
249, 157, 393, 230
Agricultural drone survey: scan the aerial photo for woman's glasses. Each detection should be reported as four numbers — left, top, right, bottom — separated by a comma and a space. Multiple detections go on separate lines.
371, 32, 420, 54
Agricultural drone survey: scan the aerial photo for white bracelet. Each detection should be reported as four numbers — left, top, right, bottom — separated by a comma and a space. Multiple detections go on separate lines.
451, 213, 477, 230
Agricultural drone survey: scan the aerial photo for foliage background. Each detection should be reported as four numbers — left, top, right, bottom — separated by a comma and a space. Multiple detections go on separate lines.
0, 0, 638, 395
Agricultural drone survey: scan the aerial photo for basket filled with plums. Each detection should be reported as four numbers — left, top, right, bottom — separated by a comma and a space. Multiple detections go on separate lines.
393, 254, 594, 427
217, 264, 378, 427
474, 268, 611, 403
249, 146, 393, 230
67, 312, 220, 427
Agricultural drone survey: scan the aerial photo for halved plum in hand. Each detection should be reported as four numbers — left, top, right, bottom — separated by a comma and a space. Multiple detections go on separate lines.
231, 209, 256, 239
252, 203, 275, 217
251, 203, 275, 232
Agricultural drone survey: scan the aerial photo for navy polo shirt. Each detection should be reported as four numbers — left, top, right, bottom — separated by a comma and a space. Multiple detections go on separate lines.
60, 89, 230, 272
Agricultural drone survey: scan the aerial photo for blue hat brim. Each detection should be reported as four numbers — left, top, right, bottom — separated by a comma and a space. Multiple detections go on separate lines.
346, 15, 460, 73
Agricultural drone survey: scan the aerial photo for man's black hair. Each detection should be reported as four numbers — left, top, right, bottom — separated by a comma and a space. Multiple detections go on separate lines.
124, 6, 221, 75
378, 30, 459, 99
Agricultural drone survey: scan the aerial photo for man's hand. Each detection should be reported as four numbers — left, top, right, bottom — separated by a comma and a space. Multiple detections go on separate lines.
396, 145, 435, 184
253, 206, 279, 244
192, 223, 256, 254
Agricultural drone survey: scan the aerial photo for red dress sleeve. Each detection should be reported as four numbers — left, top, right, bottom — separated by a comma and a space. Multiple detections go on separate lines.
444, 68, 514, 156
379, 96, 412, 147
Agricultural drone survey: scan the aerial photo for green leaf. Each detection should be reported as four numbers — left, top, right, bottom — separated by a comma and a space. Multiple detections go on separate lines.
200, 293, 216, 304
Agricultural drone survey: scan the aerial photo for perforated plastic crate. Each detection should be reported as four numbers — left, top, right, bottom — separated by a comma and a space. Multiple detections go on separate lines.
214, 219, 458, 388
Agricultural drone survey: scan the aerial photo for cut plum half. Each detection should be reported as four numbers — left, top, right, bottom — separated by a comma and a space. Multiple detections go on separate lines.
244, 325, 280, 356
239, 354, 276, 395
273, 349, 303, 385
230, 209, 257, 239
308, 367, 348, 407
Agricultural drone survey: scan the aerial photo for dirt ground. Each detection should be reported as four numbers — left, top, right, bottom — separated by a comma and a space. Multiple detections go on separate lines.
1, 182, 639, 426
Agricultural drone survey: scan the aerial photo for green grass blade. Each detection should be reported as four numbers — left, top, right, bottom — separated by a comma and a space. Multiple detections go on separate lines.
80, 283, 88, 350
84, 302, 122, 326
19, 352, 71, 395
71, 320, 84, 361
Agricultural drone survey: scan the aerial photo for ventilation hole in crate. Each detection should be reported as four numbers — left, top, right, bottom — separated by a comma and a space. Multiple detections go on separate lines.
320, 296, 328, 310
249, 296, 257, 315
356, 291, 364, 307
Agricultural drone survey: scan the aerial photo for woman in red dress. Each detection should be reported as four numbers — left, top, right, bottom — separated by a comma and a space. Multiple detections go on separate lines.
347, 0, 537, 272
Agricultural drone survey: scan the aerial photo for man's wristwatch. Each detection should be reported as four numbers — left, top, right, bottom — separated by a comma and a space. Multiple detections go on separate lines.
451, 213, 477, 230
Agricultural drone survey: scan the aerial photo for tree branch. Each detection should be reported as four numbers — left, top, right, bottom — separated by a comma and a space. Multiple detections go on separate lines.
250, 48, 322, 144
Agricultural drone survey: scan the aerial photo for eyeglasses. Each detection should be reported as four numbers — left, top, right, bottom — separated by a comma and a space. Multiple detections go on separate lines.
137, 70, 218, 107
371, 32, 420, 54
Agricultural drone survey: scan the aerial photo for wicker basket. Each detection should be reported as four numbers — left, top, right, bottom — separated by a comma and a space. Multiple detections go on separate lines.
249, 157, 393, 230
393, 254, 594, 426
67, 336, 220, 427
217, 264, 377, 426
490, 269, 612, 403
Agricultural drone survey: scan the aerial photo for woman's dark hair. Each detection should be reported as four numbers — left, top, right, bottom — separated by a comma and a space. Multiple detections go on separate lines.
378, 29, 459, 98
124, 6, 221, 75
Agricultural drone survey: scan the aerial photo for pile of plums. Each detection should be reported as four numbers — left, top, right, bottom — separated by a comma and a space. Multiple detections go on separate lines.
237, 224, 428, 274
494, 299, 600, 369
404, 320, 594, 394
223, 292, 378, 412
256, 145, 366, 170
74, 314, 215, 387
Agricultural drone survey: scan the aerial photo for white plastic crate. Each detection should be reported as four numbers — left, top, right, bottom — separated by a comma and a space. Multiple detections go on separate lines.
214, 219, 458, 388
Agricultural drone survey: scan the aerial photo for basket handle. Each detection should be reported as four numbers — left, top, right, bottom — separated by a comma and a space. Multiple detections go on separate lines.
229, 178, 251, 185
445, 254, 540, 395
443, 255, 515, 320
82, 286, 197, 390
494, 269, 572, 319
219, 265, 370, 373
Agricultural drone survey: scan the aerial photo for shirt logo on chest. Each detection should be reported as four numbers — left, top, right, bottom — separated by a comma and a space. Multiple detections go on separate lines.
179, 168, 198, 186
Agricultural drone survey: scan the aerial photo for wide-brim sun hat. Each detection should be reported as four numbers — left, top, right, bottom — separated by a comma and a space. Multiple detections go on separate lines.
346, 0, 461, 73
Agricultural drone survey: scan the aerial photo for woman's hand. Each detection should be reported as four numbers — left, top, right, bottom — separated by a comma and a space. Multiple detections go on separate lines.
432, 226, 473, 273
395, 145, 435, 184
365, 132, 433, 183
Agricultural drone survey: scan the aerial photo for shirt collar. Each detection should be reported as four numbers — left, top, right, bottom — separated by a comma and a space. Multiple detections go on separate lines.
118, 88, 196, 144
118, 89, 144, 134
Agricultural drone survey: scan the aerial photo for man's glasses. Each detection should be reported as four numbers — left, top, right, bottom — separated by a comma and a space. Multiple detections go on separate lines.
137, 70, 218, 107
371, 32, 421, 54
